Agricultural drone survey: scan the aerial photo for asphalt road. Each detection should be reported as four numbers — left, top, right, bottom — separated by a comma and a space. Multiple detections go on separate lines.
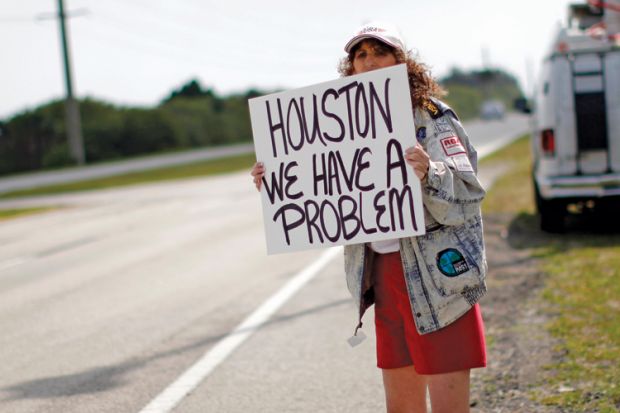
0, 114, 529, 413
0, 144, 254, 195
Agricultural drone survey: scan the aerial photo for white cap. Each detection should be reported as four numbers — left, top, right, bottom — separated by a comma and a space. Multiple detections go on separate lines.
344, 21, 406, 53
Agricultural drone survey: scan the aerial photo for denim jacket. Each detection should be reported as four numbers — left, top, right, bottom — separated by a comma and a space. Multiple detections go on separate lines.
343, 98, 488, 336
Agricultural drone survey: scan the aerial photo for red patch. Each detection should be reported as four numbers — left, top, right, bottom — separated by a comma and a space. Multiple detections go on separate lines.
440, 136, 466, 157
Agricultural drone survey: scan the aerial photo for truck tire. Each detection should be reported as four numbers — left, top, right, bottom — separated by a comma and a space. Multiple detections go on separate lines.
594, 197, 620, 230
535, 182, 565, 233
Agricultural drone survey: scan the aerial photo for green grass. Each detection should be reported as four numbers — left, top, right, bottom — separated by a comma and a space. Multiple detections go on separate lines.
482, 135, 620, 412
0, 153, 256, 199
538, 243, 620, 412
481, 134, 535, 215
0, 206, 61, 221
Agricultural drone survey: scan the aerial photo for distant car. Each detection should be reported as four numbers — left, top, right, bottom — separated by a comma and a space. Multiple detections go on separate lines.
480, 100, 505, 120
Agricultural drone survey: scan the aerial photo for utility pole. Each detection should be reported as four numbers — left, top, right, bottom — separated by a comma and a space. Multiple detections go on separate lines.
57, 0, 85, 165
481, 46, 491, 70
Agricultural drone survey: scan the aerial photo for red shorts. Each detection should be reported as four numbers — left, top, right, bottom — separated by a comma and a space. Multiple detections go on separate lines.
373, 251, 487, 374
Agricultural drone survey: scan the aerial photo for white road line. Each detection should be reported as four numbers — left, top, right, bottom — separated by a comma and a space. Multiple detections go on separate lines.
0, 256, 30, 272
477, 132, 524, 159
134, 129, 525, 413
137, 246, 343, 413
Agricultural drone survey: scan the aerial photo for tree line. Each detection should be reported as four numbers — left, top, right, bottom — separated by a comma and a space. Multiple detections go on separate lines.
0, 70, 522, 177
441, 67, 523, 120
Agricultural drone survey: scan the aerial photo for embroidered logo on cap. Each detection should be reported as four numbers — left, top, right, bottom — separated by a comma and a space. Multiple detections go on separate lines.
359, 26, 386, 34
436, 248, 470, 277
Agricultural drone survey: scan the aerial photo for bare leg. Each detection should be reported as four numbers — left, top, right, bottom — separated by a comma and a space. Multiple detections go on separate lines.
427, 369, 471, 413
381, 365, 428, 413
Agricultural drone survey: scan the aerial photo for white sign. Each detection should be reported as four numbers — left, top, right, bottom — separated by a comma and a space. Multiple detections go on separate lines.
249, 64, 425, 254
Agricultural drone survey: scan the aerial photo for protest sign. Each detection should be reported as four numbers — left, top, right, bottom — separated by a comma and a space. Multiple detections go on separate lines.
249, 64, 425, 254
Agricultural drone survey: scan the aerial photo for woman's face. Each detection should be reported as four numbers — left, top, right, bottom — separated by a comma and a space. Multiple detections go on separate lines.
351, 39, 398, 74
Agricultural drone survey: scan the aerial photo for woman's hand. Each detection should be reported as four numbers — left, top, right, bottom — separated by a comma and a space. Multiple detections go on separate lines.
250, 162, 265, 191
405, 143, 430, 182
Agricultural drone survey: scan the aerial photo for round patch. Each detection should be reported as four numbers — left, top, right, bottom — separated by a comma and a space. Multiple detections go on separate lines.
436, 248, 469, 277
416, 127, 427, 142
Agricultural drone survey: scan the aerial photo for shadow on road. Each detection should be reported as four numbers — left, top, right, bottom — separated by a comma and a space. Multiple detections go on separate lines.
1, 298, 350, 400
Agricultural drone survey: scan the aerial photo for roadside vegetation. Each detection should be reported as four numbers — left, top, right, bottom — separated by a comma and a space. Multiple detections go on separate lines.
482, 136, 620, 412
0, 206, 61, 221
0, 69, 522, 178
442, 68, 522, 121
480, 134, 533, 215
0, 81, 258, 177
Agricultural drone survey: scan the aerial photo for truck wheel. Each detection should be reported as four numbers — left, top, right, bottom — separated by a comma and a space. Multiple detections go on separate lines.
535, 184, 565, 233
594, 198, 620, 231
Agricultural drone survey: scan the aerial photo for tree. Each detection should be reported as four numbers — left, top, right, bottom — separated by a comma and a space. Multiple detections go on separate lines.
0, 82, 273, 176
164, 79, 210, 102
440, 67, 523, 120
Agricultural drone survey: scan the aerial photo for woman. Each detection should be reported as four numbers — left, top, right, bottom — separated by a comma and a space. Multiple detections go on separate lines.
251, 22, 487, 413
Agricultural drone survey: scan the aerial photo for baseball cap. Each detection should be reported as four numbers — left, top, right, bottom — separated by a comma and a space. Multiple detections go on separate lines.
344, 21, 406, 53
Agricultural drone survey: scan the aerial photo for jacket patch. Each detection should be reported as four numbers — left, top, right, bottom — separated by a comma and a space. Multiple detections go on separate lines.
440, 136, 474, 172
436, 248, 469, 277
434, 117, 454, 133
440, 136, 466, 156
416, 127, 426, 142
423, 100, 442, 119
451, 154, 474, 172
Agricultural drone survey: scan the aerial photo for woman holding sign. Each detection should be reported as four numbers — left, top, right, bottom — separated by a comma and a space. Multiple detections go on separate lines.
251, 22, 486, 413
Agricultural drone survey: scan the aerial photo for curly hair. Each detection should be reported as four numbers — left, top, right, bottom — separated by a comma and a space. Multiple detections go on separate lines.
337, 39, 445, 109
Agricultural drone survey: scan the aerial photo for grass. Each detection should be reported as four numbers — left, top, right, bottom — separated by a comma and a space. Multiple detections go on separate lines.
480, 134, 535, 215
482, 135, 620, 412
0, 206, 61, 221
538, 243, 620, 412
0, 153, 257, 199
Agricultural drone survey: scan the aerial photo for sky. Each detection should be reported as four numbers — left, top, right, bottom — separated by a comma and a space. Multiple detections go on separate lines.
0, 0, 576, 119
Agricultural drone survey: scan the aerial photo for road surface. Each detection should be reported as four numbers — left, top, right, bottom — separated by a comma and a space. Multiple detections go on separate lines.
0, 115, 528, 412
0, 144, 254, 195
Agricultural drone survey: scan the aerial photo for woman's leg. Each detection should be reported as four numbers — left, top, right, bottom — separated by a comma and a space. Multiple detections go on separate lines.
382, 365, 428, 413
427, 369, 471, 413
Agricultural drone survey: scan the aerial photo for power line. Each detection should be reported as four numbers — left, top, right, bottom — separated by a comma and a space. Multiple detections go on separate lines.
83, 11, 319, 67
0, 8, 89, 23
80, 17, 218, 67
97, 0, 325, 53
0, 15, 36, 23
3, 2, 335, 115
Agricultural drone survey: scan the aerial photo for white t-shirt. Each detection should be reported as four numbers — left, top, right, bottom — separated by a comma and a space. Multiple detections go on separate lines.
369, 239, 400, 254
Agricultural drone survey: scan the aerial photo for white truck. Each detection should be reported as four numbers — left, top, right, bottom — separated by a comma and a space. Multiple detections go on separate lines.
529, 1, 620, 231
